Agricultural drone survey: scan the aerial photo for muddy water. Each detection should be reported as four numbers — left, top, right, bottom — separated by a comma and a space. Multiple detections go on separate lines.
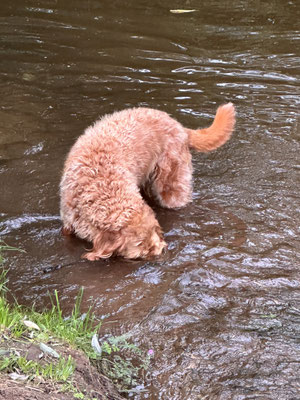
1, 0, 300, 398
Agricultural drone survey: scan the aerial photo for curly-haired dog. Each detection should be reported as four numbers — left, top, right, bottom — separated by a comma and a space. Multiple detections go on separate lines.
60, 103, 235, 260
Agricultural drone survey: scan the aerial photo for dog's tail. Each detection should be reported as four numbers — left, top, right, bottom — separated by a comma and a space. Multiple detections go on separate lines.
186, 103, 235, 152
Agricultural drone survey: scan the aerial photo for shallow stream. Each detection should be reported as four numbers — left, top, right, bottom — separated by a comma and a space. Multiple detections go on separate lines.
1, 1, 300, 398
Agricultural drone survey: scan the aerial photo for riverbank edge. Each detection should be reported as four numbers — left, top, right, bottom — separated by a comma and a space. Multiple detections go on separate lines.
0, 243, 128, 400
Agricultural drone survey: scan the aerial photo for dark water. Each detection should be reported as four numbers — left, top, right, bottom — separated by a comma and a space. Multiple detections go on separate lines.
1, 0, 300, 398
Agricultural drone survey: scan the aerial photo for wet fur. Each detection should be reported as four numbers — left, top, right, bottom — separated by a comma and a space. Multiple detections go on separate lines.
60, 103, 235, 260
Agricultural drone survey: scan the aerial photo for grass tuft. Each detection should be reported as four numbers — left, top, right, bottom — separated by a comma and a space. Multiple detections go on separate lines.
0, 242, 151, 395
28, 288, 102, 356
0, 353, 75, 382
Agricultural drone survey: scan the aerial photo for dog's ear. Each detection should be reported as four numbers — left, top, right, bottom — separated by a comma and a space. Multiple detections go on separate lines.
93, 230, 125, 258
83, 230, 125, 260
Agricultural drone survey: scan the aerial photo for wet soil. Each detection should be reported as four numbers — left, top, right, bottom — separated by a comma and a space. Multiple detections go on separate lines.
0, 338, 125, 400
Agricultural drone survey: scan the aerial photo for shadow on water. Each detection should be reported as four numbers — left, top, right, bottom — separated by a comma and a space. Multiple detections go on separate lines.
0, 0, 300, 398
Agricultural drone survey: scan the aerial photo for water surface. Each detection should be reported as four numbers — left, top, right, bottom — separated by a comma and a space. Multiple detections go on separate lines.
0, 1, 300, 398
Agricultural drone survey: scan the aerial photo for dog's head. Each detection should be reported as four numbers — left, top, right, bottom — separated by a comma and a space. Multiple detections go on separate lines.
121, 223, 166, 260
84, 205, 166, 260
118, 204, 166, 259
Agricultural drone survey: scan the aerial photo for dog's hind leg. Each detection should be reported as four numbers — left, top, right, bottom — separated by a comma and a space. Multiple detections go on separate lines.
150, 146, 193, 209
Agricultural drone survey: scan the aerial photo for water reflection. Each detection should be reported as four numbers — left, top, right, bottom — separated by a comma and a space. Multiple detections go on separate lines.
0, 0, 300, 398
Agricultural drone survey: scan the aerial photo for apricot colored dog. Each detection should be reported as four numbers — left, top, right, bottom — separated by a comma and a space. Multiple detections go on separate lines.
60, 103, 235, 260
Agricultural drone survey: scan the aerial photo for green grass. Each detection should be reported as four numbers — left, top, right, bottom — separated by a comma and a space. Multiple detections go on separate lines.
0, 353, 75, 382
0, 241, 101, 354
28, 288, 102, 356
0, 277, 99, 387
0, 241, 151, 395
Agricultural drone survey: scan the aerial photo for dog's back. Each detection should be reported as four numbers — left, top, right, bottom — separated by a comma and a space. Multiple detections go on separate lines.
80, 107, 188, 183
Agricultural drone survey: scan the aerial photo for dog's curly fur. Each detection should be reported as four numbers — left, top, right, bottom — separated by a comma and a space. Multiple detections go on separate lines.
60, 103, 235, 260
